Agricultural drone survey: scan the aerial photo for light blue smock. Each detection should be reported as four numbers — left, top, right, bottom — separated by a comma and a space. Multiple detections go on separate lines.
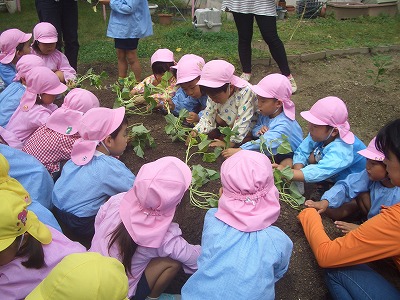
293, 134, 366, 183
52, 153, 135, 217
107, 0, 153, 39
240, 112, 303, 154
171, 87, 208, 117
322, 169, 400, 219
0, 63, 16, 87
181, 209, 293, 300
0, 81, 25, 127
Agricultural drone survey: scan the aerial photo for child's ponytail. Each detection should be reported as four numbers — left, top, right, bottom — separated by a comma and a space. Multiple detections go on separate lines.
16, 234, 45, 269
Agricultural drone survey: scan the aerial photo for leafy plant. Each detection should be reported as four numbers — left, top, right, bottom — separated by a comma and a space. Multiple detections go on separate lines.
255, 135, 305, 210
143, 71, 174, 113
366, 54, 392, 85
219, 126, 240, 149
67, 68, 108, 89
128, 124, 156, 158
164, 108, 192, 142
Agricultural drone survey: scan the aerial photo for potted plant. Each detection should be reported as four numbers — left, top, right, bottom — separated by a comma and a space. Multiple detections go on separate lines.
157, 0, 173, 25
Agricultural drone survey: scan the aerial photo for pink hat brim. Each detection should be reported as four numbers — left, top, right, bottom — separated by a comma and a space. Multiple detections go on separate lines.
300, 110, 328, 125
37, 37, 58, 44
175, 75, 198, 85
357, 148, 384, 161
44, 82, 68, 95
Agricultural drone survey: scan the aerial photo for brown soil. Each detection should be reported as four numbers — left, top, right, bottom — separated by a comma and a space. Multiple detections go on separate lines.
80, 52, 400, 299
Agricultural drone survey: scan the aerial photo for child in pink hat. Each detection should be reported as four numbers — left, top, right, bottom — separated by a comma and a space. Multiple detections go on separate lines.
52, 107, 135, 247
305, 136, 400, 233
0, 66, 67, 149
166, 54, 208, 124
223, 73, 303, 163
0, 54, 45, 127
0, 28, 32, 89
130, 48, 178, 107
273, 96, 366, 200
22, 88, 100, 179
182, 150, 292, 299
90, 156, 201, 299
31, 22, 76, 84
190, 59, 257, 147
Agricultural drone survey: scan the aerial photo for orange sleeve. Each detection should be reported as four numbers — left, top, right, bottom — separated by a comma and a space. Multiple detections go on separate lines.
298, 205, 400, 269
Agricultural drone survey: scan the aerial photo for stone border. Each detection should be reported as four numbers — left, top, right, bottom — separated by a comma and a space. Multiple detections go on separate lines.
251, 45, 400, 66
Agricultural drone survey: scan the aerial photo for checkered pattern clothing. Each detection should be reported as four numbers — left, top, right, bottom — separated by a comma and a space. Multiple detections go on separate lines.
22, 125, 80, 174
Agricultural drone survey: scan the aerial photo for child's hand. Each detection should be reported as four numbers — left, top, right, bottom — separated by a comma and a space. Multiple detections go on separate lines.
334, 221, 359, 234
166, 98, 175, 111
271, 163, 285, 171
185, 130, 198, 145
257, 126, 269, 136
210, 139, 226, 148
55, 70, 65, 83
304, 199, 329, 214
308, 152, 317, 164
186, 112, 200, 124
222, 148, 241, 159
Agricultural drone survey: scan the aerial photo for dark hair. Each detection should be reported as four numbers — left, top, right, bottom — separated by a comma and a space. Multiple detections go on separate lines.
31, 40, 40, 53
376, 119, 400, 161
200, 83, 229, 96
16, 234, 45, 269
108, 222, 138, 276
110, 116, 128, 139
152, 61, 175, 76
16, 42, 27, 52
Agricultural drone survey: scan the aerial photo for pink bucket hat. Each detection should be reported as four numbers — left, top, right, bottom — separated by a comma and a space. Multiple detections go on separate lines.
358, 137, 384, 161
46, 88, 100, 135
19, 66, 67, 111
150, 48, 175, 66
0, 29, 32, 64
215, 150, 280, 232
71, 107, 126, 166
14, 54, 45, 81
250, 73, 295, 120
173, 54, 205, 85
119, 156, 192, 248
300, 96, 354, 144
198, 60, 247, 89
33, 22, 58, 44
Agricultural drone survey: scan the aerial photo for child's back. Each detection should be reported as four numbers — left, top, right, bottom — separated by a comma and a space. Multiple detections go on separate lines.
182, 150, 292, 300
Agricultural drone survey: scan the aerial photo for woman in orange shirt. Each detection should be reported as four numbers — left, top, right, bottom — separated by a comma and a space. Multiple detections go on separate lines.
298, 118, 400, 300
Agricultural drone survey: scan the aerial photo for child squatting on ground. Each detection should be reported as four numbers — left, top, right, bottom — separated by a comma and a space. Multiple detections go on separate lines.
31, 22, 77, 84
0, 54, 45, 128
305, 136, 400, 233
273, 96, 366, 199
52, 107, 135, 247
188, 59, 257, 148
22, 88, 100, 180
181, 150, 293, 300
222, 73, 303, 164
0, 66, 67, 149
298, 118, 400, 300
130, 48, 178, 108
90, 156, 201, 300
0, 188, 85, 300
0, 28, 31, 90
167, 54, 208, 123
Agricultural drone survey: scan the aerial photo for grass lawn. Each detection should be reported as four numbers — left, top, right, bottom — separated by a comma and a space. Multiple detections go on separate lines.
0, 0, 399, 67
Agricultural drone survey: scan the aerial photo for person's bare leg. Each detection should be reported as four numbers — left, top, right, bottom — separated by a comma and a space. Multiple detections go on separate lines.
355, 191, 371, 217
144, 257, 181, 298
334, 221, 360, 234
280, 158, 293, 168
126, 49, 141, 81
323, 199, 359, 221
117, 48, 128, 78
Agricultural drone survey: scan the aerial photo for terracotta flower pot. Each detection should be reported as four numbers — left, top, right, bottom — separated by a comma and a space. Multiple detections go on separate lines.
158, 13, 173, 25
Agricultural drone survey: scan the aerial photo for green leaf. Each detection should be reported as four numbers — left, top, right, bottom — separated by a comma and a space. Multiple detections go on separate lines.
280, 166, 294, 180
133, 145, 145, 158
213, 147, 222, 158
178, 108, 189, 119
164, 113, 177, 125
202, 152, 217, 162
277, 139, 292, 155
207, 197, 219, 208
289, 182, 306, 205
198, 139, 212, 152
130, 124, 150, 135
164, 124, 175, 135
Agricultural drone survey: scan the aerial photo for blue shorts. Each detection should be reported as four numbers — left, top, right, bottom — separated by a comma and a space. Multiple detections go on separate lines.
114, 38, 139, 50
130, 272, 151, 300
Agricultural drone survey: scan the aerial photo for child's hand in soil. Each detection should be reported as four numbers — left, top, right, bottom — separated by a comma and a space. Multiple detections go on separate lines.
222, 147, 241, 159
334, 221, 359, 234
256, 126, 269, 136
304, 199, 329, 214
210, 139, 226, 148
186, 112, 200, 124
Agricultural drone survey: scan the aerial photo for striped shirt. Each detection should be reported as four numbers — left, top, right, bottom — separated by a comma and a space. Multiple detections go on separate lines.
221, 0, 277, 17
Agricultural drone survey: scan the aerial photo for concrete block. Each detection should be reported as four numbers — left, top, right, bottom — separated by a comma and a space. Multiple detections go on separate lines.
371, 46, 391, 54
326, 49, 346, 57
342, 47, 370, 55
300, 51, 326, 62
287, 54, 301, 63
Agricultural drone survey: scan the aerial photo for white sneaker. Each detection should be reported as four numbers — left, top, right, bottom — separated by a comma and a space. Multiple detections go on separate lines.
287, 75, 297, 94
240, 72, 252, 81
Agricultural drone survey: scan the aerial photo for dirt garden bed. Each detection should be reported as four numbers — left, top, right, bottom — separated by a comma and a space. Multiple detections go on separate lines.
80, 51, 400, 299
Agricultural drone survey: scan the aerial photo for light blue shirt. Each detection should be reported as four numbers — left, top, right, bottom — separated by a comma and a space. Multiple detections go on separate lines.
322, 169, 400, 219
0, 81, 25, 127
181, 209, 293, 300
240, 112, 303, 154
0, 63, 16, 87
293, 134, 366, 183
52, 153, 135, 217
107, 0, 153, 39
171, 87, 207, 117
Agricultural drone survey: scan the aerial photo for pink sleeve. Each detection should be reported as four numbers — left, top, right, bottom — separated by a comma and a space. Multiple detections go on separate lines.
57, 51, 77, 81
29, 107, 52, 128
